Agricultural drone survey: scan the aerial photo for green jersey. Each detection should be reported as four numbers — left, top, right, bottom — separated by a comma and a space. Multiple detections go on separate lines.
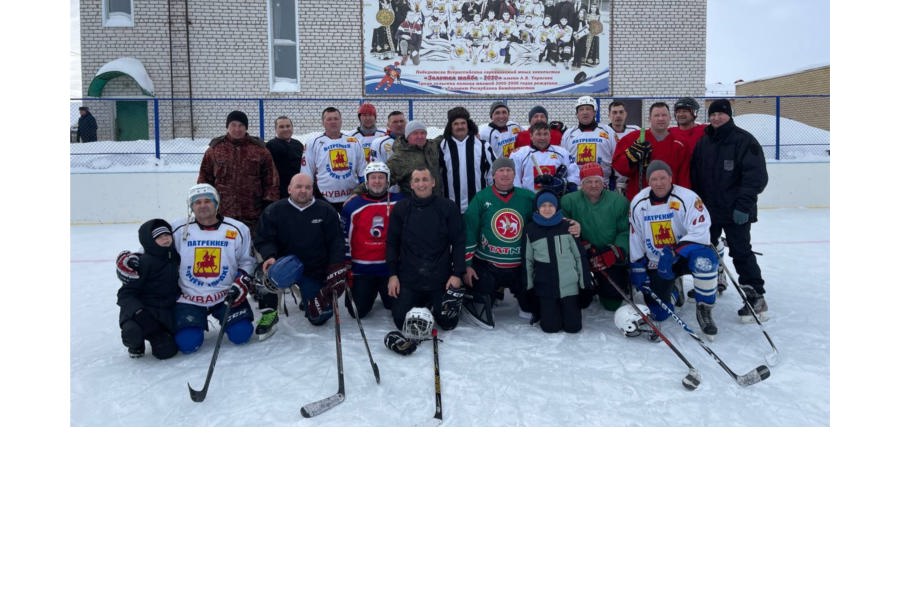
464, 186, 536, 268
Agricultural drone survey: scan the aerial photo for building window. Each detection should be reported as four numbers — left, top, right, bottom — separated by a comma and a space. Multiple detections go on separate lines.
268, 0, 300, 91
103, 0, 133, 27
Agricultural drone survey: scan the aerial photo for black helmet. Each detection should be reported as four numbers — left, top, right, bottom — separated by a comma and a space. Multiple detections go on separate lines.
674, 97, 700, 113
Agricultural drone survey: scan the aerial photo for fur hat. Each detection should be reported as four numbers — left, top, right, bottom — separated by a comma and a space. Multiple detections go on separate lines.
447, 106, 471, 123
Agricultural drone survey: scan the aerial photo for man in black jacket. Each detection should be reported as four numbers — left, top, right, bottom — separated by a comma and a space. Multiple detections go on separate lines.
690, 99, 770, 321
386, 168, 466, 331
77, 106, 98, 142
266, 115, 304, 199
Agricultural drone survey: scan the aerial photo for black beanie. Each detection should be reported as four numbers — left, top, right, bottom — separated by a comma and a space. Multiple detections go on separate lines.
226, 110, 249, 128
707, 99, 732, 118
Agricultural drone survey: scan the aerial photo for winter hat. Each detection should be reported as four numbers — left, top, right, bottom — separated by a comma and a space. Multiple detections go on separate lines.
226, 110, 249, 128
405, 120, 427, 137
646, 160, 673, 179
447, 106, 471, 123
528, 105, 548, 122
533, 190, 563, 226
151, 223, 173, 239
491, 157, 515, 175
535, 190, 559, 210
707, 99, 733, 118
489, 100, 509, 118
579, 162, 604, 180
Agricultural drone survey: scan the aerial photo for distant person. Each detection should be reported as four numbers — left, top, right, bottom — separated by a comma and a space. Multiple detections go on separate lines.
266, 115, 304, 199
690, 99, 770, 322
198, 110, 280, 235
301, 107, 367, 211
115, 219, 180, 359
77, 106, 98, 142
561, 96, 610, 177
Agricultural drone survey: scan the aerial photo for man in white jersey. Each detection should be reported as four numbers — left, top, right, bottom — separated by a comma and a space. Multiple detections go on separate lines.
170, 184, 257, 354
510, 121, 579, 193
561, 95, 611, 180
478, 100, 522, 159
600, 100, 640, 193
369, 110, 408, 164
300, 106, 367, 211
351, 102, 386, 163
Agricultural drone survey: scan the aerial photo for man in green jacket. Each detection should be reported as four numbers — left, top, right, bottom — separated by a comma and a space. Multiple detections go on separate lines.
387, 120, 444, 199
560, 162, 630, 311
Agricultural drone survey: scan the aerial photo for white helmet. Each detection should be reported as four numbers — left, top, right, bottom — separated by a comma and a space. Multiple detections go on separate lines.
403, 307, 435, 341
614, 303, 651, 337
187, 183, 220, 209
365, 161, 390, 180
575, 95, 595, 112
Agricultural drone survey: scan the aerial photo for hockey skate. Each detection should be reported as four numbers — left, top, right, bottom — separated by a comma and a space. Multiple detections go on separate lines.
673, 277, 685, 307
696, 302, 718, 339
737, 285, 769, 323
462, 293, 495, 330
255, 308, 279, 340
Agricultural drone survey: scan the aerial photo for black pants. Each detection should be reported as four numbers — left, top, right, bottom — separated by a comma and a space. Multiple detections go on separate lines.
347, 273, 393, 318
121, 318, 177, 359
536, 295, 582, 333
391, 286, 458, 331
469, 258, 530, 313
710, 222, 765, 295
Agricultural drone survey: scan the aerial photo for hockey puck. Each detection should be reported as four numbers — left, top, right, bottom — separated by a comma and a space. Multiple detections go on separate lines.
573, 71, 587, 84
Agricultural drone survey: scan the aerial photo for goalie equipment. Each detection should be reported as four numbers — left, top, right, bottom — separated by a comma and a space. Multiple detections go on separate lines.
403, 307, 435, 341
614, 303, 653, 337
187, 183, 220, 210
384, 330, 418, 355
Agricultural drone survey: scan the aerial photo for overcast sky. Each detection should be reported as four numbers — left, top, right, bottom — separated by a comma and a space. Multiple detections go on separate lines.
69, 0, 830, 97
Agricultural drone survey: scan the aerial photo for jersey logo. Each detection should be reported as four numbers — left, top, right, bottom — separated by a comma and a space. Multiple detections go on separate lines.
694, 198, 705, 211
491, 208, 523, 242
668, 200, 682, 211
650, 221, 676, 247
347, 137, 359, 143
225, 229, 237, 239
364, 147, 372, 162
576, 143, 596, 164
193, 248, 222, 278
329, 149, 350, 171
501, 142, 514, 157
532, 165, 557, 181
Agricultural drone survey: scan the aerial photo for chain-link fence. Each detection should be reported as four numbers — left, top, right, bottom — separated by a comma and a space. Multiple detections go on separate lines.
70, 95, 829, 170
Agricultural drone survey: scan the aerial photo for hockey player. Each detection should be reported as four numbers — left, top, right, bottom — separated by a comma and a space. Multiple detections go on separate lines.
613, 102, 691, 200
670, 96, 706, 156
254, 173, 348, 332
301, 107, 367, 210
115, 219, 180, 359
351, 103, 386, 163
170, 184, 257, 354
266, 115, 304, 200
438, 106, 495, 213
386, 168, 466, 332
600, 100, 640, 193
514, 105, 563, 148
370, 110, 408, 165
690, 99, 770, 321
561, 96, 611, 179
478, 100, 522, 159
341, 162, 403, 318
628, 161, 719, 338
510, 121, 579, 192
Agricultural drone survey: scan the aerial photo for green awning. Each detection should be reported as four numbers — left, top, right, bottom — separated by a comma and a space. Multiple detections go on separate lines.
87, 71, 154, 97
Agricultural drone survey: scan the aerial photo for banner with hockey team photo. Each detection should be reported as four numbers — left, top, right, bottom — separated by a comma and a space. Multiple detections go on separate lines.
363, 0, 610, 96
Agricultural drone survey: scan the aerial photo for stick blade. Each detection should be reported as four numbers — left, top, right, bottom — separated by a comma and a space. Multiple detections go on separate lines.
188, 383, 207, 403
373, 363, 381, 384
681, 369, 701, 391
737, 365, 771, 387
301, 392, 345, 418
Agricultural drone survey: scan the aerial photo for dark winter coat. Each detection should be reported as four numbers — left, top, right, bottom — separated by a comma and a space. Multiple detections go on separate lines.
198, 134, 280, 229
117, 219, 181, 331
254, 198, 345, 281
77, 111, 98, 142
690, 118, 769, 224
525, 220, 588, 299
266, 136, 304, 199
386, 192, 466, 292
386, 135, 444, 199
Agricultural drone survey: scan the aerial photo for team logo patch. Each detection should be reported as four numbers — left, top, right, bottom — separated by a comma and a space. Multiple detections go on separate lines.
329, 148, 350, 171
364, 147, 372, 162
694, 198, 705, 211
650, 220, 676, 247
491, 209, 523, 242
193, 247, 222, 278
347, 137, 359, 143
575, 143, 596, 164
225, 229, 237, 239
501, 142, 514, 157
668, 200, 682, 211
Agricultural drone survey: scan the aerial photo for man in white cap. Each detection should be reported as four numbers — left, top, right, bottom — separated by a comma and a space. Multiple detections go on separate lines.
387, 119, 444, 199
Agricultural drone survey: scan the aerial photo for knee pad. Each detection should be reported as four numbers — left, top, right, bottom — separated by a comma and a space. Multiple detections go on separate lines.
225, 318, 254, 345
175, 326, 205, 354
683, 244, 718, 303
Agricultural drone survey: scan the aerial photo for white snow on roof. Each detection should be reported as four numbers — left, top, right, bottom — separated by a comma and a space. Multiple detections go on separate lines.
95, 57, 155, 95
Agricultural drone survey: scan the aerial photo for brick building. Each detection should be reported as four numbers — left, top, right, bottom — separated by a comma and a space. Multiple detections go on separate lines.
78, 0, 707, 141
733, 64, 830, 131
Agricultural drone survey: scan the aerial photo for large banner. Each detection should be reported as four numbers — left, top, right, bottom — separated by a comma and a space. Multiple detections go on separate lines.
363, 1, 610, 96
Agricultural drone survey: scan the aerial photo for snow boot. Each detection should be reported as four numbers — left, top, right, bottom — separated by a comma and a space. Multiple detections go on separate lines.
738, 285, 769, 323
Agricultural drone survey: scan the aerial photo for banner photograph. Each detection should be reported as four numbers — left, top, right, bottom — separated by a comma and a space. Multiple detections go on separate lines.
363, 0, 610, 95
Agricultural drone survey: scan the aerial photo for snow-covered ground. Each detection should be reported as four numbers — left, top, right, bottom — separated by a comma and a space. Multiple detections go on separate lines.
71, 207, 828, 427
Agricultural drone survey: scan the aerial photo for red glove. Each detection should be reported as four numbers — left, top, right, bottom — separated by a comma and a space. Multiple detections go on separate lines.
226, 270, 253, 306
116, 251, 141, 283
589, 245, 625, 271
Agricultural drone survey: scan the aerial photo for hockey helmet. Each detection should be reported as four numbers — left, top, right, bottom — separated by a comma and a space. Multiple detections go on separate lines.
403, 307, 435, 341
358, 102, 377, 117
674, 97, 700, 114
575, 95, 595, 112
614, 303, 652, 337
187, 183, 219, 209
365, 161, 391, 180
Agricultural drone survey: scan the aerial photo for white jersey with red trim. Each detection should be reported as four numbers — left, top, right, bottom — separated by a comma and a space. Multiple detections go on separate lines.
510, 144, 580, 192
170, 216, 256, 308
479, 121, 523, 159
300, 132, 367, 205
351, 127, 386, 162
369, 133, 399, 163
628, 184, 711, 267
561, 124, 611, 174
601, 123, 640, 189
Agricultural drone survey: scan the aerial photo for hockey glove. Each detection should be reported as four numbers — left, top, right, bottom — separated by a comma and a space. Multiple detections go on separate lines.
440, 286, 466, 321
116, 251, 141, 283
656, 247, 676, 280
307, 288, 333, 320
625, 140, 651, 165
589, 244, 625, 271
732, 209, 750, 225
630, 259, 648, 291
322, 262, 350, 298
226, 270, 253, 306
384, 330, 418, 356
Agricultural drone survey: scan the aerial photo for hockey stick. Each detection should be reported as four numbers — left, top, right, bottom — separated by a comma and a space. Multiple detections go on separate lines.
718, 260, 779, 366
431, 327, 443, 424
301, 289, 345, 418
641, 285, 770, 386
188, 299, 234, 402
345, 291, 380, 384
598, 269, 700, 390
